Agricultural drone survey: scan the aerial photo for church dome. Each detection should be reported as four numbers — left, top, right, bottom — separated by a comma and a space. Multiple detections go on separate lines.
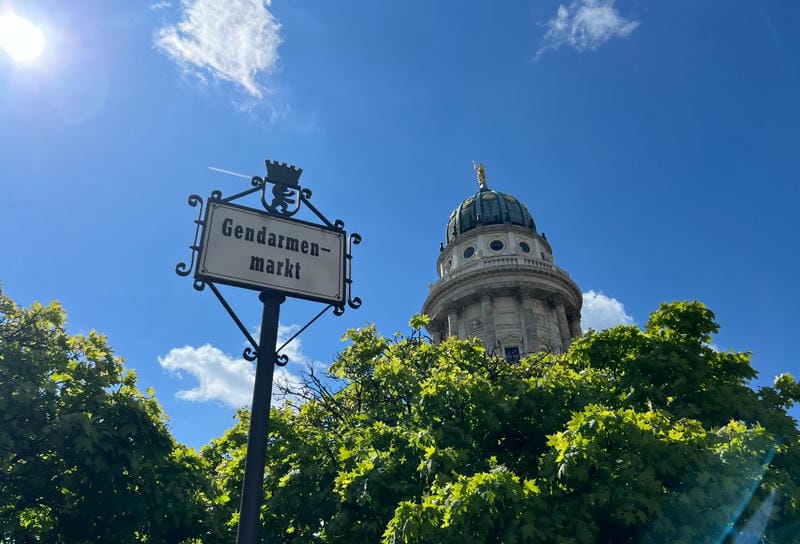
425, 162, 582, 358
446, 186, 537, 244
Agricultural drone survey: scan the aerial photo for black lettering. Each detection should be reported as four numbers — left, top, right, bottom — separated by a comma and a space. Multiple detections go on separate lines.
249, 256, 264, 272
283, 258, 294, 278
219, 218, 320, 268
222, 218, 233, 237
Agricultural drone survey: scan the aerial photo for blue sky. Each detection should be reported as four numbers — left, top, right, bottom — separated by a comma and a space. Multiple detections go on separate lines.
2, 0, 798, 449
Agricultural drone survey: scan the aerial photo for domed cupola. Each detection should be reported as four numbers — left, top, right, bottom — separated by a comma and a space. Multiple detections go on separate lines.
422, 162, 583, 358
446, 186, 537, 244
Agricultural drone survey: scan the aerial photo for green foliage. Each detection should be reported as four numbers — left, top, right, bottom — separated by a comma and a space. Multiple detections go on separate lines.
0, 287, 222, 543
409, 314, 430, 332
6, 287, 795, 542
206, 301, 800, 543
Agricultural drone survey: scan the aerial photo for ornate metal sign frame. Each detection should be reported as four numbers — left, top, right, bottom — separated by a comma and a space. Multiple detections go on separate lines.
195, 199, 348, 305
176, 160, 361, 362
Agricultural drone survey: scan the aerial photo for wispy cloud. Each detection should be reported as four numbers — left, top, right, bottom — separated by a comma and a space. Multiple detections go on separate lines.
537, 0, 639, 59
581, 290, 634, 330
154, 0, 281, 99
149, 1, 171, 10
159, 322, 314, 408
277, 323, 315, 367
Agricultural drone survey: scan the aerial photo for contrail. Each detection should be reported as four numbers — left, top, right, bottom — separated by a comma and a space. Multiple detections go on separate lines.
208, 166, 252, 180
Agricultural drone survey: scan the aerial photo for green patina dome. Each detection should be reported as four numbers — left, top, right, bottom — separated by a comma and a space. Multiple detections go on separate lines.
446, 186, 537, 244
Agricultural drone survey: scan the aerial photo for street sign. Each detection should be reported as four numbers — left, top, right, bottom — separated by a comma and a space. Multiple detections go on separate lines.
196, 200, 346, 305
177, 159, 360, 544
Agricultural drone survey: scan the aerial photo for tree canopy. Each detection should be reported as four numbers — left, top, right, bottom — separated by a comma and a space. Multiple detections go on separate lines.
0, 288, 222, 543
3, 287, 799, 543
203, 302, 800, 543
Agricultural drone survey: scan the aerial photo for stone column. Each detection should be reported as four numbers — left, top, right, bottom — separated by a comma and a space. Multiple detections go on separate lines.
552, 296, 571, 351
567, 311, 582, 338
457, 317, 467, 339
514, 289, 527, 353
479, 290, 497, 352
445, 303, 459, 339
516, 287, 540, 354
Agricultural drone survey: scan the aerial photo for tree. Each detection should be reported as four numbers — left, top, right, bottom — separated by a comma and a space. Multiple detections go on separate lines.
0, 287, 222, 543
206, 302, 800, 543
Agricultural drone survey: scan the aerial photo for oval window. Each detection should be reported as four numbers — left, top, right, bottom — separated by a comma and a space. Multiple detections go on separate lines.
463, 246, 475, 258
490, 240, 504, 251
519, 241, 530, 253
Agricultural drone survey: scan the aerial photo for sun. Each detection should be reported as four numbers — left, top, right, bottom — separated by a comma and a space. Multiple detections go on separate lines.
0, 13, 46, 63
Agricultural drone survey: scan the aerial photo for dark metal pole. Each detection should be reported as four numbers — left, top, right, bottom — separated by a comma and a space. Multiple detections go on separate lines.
236, 290, 286, 544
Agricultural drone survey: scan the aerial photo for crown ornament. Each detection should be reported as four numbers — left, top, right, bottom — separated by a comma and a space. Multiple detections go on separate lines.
265, 160, 303, 187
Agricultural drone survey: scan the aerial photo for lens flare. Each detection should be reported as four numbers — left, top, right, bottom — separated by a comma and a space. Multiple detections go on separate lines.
0, 13, 46, 63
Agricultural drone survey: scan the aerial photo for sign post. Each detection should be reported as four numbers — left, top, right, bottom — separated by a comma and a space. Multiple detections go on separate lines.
238, 290, 284, 544
176, 160, 360, 544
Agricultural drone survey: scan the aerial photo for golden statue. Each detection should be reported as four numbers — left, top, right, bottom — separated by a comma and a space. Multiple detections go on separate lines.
472, 161, 487, 189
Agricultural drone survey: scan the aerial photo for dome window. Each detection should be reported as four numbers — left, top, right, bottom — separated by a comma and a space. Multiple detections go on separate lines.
463, 246, 475, 258
490, 240, 504, 251
519, 241, 530, 253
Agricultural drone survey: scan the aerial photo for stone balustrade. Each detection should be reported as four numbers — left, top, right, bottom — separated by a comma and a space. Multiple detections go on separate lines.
429, 256, 572, 292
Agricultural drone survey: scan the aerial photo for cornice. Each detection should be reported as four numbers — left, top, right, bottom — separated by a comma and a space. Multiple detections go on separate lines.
423, 263, 582, 317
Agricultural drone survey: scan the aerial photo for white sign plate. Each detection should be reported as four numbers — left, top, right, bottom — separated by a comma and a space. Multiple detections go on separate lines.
196, 201, 346, 304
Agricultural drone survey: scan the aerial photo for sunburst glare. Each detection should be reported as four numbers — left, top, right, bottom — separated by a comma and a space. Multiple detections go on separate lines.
0, 12, 46, 63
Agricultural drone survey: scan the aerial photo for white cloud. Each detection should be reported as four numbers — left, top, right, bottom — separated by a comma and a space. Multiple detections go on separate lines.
276, 323, 327, 371
537, 0, 639, 58
581, 290, 634, 331
154, 0, 281, 98
149, 1, 171, 10
159, 344, 255, 407
159, 321, 315, 408
277, 323, 308, 363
